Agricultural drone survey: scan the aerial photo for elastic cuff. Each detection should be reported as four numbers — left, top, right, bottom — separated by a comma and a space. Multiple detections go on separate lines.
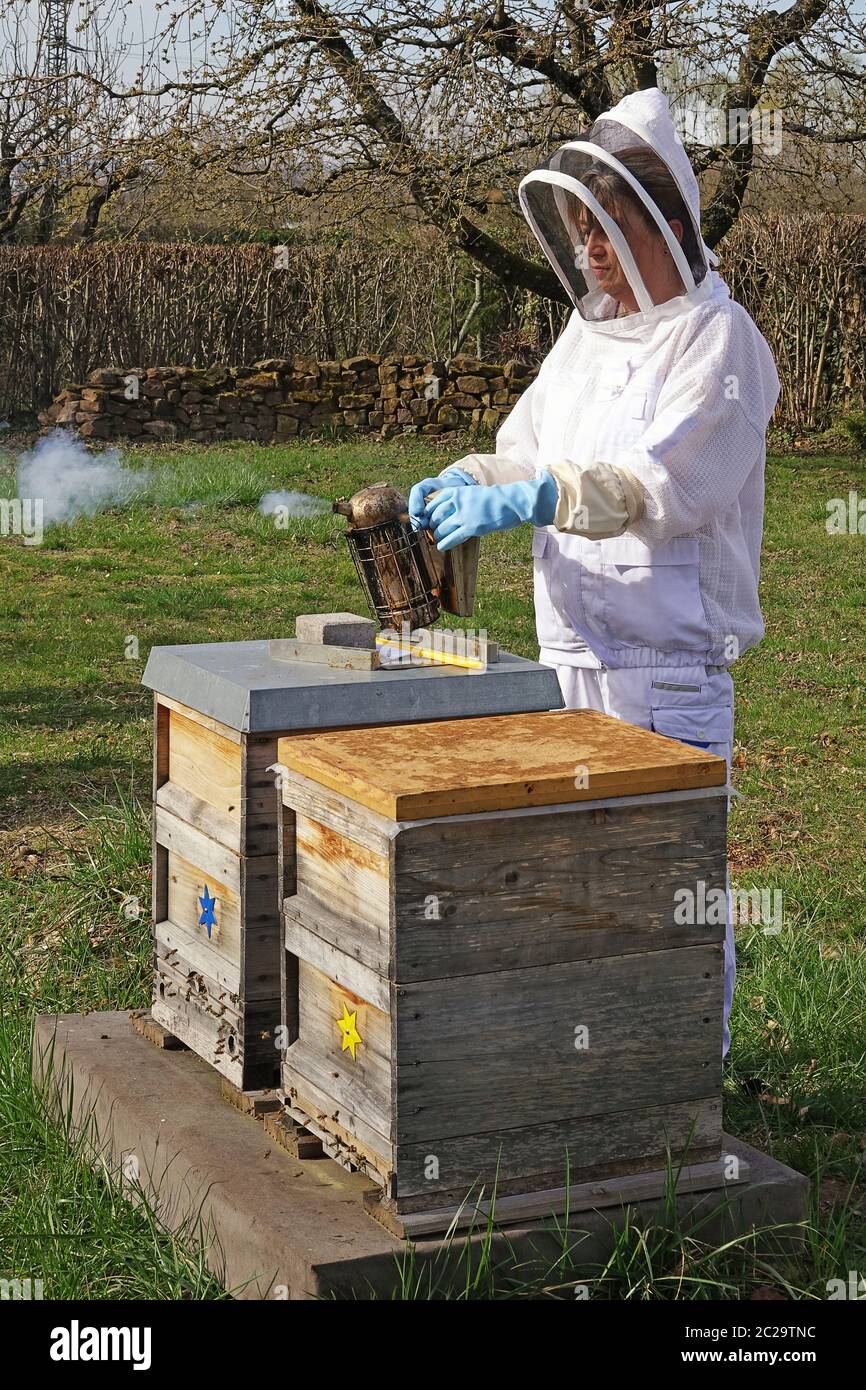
616, 464, 645, 524
547, 458, 633, 538
449, 453, 495, 485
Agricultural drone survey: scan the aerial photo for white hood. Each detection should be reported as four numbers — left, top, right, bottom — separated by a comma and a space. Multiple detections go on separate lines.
594, 87, 719, 272
519, 87, 720, 329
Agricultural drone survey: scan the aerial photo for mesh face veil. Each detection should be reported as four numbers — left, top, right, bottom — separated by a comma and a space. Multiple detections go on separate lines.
518, 103, 713, 322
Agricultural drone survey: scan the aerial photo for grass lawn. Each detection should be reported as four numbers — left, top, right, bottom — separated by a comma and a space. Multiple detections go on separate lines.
1, 433, 864, 1300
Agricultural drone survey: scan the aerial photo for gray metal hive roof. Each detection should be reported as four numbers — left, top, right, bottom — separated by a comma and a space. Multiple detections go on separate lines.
142, 640, 564, 734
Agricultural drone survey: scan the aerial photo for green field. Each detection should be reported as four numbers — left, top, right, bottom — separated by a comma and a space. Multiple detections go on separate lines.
1, 434, 864, 1299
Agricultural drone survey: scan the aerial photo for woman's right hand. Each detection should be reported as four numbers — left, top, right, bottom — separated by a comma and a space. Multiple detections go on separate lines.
408, 468, 477, 528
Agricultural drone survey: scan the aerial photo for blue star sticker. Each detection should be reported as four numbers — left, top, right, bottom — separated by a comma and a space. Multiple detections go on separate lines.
198, 885, 217, 938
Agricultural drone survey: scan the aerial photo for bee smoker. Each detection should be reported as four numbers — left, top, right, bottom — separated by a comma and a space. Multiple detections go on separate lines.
334, 482, 479, 631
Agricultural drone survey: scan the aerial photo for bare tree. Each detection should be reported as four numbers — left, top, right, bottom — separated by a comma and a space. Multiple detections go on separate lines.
122, 0, 863, 302
4, 0, 866, 297
0, 0, 175, 242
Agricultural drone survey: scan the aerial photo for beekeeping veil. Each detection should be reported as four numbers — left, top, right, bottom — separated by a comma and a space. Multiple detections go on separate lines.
518, 88, 719, 321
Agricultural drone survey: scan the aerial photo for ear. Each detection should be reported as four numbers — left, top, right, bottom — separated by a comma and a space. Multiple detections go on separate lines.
668, 218, 684, 244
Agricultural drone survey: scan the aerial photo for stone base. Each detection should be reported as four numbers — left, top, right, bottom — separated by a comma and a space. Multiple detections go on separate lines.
32, 1011, 810, 1300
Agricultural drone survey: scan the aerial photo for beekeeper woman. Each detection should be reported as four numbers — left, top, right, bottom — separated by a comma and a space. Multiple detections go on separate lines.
409, 87, 780, 1057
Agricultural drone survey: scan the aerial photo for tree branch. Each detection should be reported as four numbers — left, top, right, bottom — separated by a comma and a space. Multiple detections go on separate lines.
291, 0, 568, 301
703, 0, 831, 246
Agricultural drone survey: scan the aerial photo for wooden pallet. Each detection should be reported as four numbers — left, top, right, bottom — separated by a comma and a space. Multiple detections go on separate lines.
129, 1008, 188, 1051
219, 1076, 282, 1118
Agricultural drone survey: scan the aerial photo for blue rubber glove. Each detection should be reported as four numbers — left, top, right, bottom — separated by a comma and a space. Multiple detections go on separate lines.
427, 473, 559, 551
408, 467, 477, 529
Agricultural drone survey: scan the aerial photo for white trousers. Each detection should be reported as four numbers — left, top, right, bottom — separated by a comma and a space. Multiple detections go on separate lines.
547, 661, 736, 1058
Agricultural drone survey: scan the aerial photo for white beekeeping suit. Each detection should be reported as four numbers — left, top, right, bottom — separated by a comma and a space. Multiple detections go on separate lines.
442, 87, 781, 1056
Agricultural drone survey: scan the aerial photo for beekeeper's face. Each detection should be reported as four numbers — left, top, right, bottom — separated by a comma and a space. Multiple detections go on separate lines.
517, 129, 708, 320
574, 203, 685, 310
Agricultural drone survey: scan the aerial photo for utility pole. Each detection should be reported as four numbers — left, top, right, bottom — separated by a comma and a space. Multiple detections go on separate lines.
37, 0, 71, 240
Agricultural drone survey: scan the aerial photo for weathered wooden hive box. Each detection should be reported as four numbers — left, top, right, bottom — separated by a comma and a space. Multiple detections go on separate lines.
141, 638, 562, 1090
276, 709, 729, 1232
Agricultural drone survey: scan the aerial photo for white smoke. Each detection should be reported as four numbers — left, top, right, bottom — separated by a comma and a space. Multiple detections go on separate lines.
258, 489, 328, 519
16, 429, 146, 525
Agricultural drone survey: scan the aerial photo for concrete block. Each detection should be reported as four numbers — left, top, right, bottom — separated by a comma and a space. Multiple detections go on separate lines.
295, 612, 377, 649
33, 1011, 810, 1301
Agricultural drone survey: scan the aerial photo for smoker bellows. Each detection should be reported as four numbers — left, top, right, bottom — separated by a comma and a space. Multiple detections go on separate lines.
334, 481, 479, 631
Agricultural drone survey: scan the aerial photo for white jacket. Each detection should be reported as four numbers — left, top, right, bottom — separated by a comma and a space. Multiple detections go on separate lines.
454, 89, 781, 671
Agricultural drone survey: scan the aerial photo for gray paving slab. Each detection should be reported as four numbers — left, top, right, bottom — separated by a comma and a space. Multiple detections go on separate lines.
33, 1011, 810, 1300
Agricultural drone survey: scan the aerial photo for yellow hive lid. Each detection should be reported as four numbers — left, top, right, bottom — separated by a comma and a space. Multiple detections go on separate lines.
276, 709, 727, 820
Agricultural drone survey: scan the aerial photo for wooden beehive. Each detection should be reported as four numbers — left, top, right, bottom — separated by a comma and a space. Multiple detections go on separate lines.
149, 696, 286, 1088
143, 637, 562, 1091
276, 710, 730, 1233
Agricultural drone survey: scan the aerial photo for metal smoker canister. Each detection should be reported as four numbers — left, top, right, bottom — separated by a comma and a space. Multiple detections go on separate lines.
334, 483, 442, 630
334, 482, 480, 631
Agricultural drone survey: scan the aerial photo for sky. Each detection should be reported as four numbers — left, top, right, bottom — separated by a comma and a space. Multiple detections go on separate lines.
60, 0, 233, 86
24, 1, 866, 98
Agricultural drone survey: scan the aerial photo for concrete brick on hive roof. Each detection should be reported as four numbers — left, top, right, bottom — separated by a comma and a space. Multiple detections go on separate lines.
295, 613, 377, 649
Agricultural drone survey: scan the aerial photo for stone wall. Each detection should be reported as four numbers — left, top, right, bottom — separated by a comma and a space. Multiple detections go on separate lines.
38, 355, 539, 444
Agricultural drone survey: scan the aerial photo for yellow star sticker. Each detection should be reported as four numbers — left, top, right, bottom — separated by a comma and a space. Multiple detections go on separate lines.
336, 1004, 362, 1061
